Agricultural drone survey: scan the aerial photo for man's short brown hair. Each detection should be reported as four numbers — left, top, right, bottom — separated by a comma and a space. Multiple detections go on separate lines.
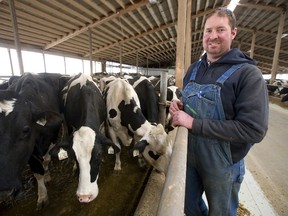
205, 7, 237, 29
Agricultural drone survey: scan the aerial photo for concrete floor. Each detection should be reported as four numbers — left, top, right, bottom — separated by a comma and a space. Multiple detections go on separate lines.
245, 103, 288, 216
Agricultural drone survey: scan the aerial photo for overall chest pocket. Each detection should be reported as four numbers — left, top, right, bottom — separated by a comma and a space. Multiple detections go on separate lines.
183, 90, 217, 119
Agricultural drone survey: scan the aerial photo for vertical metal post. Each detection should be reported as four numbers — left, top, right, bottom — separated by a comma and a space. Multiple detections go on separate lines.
250, 31, 256, 58
119, 43, 122, 75
238, 40, 241, 49
88, 28, 93, 76
82, 59, 84, 74
64, 57, 67, 75
8, 48, 14, 76
146, 56, 149, 76
159, 71, 168, 126
42, 51, 47, 72
8, 0, 24, 75
136, 50, 139, 74
101, 61, 106, 73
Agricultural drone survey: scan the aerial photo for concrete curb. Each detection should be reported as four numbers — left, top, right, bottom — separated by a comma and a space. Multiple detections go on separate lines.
135, 168, 278, 216
239, 169, 278, 216
134, 170, 165, 216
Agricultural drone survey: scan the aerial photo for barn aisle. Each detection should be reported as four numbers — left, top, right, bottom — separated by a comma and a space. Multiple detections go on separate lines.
245, 103, 288, 216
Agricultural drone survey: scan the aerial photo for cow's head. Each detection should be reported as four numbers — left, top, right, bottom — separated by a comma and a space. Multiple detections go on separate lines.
133, 124, 172, 173
0, 91, 63, 201
50, 126, 120, 203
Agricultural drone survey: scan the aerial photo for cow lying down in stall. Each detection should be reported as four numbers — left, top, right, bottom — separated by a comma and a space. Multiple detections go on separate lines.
102, 78, 173, 174
50, 73, 120, 203
0, 73, 68, 210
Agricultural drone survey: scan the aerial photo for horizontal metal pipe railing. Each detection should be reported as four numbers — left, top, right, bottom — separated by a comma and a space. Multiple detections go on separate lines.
157, 126, 188, 216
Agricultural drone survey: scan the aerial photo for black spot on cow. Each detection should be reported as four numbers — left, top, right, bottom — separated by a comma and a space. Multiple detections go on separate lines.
109, 108, 117, 118
148, 151, 160, 160
279, 87, 288, 95
281, 94, 288, 102
118, 99, 146, 131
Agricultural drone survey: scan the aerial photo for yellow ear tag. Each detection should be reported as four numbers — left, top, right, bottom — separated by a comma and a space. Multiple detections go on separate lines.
36, 118, 47, 126
133, 149, 139, 157
108, 146, 114, 154
58, 148, 68, 160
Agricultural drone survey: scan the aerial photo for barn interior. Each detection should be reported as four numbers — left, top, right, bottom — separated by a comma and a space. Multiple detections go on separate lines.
0, 1, 288, 215
0, 0, 287, 82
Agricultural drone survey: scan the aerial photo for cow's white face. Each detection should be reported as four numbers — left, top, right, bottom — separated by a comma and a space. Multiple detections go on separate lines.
142, 124, 168, 154
142, 144, 172, 173
72, 126, 99, 203
135, 124, 172, 173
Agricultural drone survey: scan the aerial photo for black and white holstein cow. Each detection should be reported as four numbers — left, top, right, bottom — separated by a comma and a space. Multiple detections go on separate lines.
278, 87, 288, 102
0, 73, 66, 209
103, 78, 172, 173
51, 73, 119, 203
126, 75, 160, 125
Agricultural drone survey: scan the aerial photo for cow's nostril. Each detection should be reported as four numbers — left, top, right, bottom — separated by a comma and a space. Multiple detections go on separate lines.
78, 194, 92, 203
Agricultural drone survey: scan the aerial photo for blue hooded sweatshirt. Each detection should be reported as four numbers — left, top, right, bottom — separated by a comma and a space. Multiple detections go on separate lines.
183, 48, 269, 163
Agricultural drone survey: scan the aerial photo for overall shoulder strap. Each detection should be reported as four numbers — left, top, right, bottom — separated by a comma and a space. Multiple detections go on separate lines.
189, 61, 202, 81
216, 63, 245, 85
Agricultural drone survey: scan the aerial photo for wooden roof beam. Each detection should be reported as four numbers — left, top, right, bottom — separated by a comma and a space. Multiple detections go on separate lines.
44, 0, 148, 50
84, 21, 175, 56
237, 3, 284, 12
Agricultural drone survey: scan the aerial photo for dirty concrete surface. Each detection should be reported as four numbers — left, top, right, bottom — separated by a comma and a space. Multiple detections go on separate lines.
0, 148, 151, 216
245, 102, 288, 216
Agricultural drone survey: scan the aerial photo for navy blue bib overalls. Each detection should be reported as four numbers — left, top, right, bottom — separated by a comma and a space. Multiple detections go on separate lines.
182, 62, 245, 216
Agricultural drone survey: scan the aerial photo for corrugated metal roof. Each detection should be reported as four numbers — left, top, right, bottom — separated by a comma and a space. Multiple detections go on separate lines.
0, 0, 287, 74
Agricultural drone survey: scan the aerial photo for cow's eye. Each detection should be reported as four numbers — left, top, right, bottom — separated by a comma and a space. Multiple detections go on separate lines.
21, 125, 31, 139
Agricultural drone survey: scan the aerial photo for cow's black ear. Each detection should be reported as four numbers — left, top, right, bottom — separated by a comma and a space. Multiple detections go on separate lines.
33, 111, 63, 128
96, 133, 120, 154
49, 145, 60, 158
49, 138, 71, 158
133, 140, 148, 153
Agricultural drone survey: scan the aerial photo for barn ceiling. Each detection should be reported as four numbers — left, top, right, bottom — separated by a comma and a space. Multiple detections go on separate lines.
0, 0, 287, 74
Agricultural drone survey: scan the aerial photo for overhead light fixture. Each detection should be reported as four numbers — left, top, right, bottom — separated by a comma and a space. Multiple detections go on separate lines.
227, 0, 240, 12
149, 0, 158, 4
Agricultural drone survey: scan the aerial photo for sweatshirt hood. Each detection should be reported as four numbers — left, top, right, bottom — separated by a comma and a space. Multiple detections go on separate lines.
201, 48, 257, 66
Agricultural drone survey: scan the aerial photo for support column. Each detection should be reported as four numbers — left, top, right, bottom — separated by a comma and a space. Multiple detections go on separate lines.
175, 0, 187, 90
64, 57, 67, 75
8, 49, 14, 76
159, 71, 168, 126
237, 40, 241, 49
88, 28, 93, 75
184, 0, 192, 72
8, 0, 24, 75
270, 11, 286, 84
42, 51, 47, 72
101, 61, 106, 73
136, 50, 139, 74
250, 31, 256, 58
119, 43, 123, 75
146, 56, 149, 76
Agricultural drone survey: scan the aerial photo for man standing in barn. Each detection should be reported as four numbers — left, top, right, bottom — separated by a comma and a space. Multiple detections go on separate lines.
169, 7, 268, 216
